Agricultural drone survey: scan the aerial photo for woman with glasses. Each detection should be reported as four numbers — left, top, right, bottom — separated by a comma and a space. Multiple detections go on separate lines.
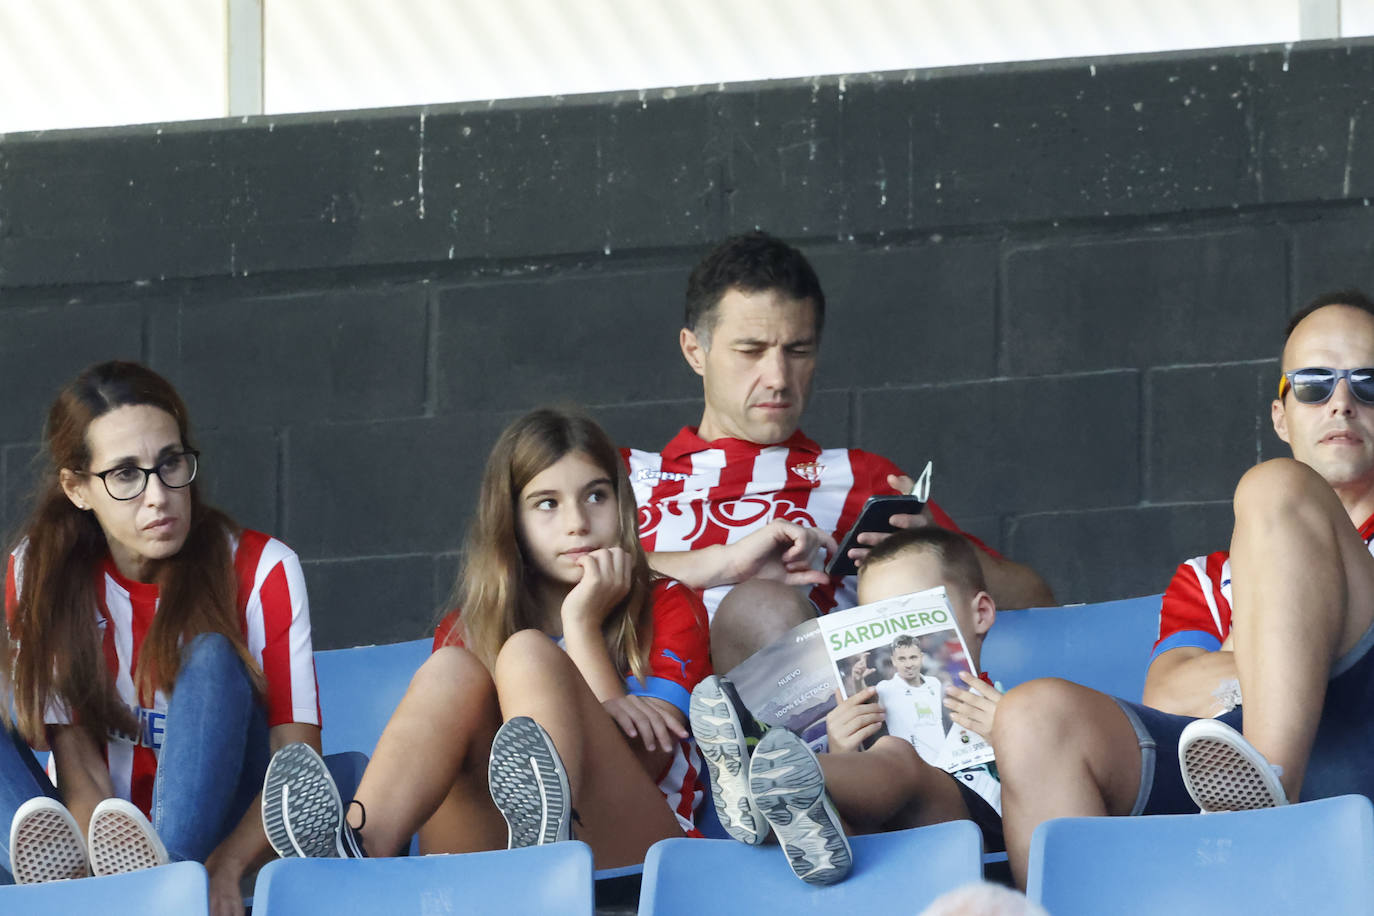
0, 361, 318, 916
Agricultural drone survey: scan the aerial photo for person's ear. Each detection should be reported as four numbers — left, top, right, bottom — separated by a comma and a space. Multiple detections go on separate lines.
60, 468, 91, 511
680, 327, 707, 378
1272, 397, 1290, 444
970, 590, 996, 637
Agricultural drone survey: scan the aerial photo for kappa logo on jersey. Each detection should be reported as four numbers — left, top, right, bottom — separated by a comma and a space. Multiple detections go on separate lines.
790, 462, 825, 485
635, 469, 695, 483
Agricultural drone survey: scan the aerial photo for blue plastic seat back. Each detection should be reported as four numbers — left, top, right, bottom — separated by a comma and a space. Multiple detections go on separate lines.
1027, 794, 1374, 915
0, 860, 209, 915
979, 593, 1161, 700
254, 841, 595, 915
639, 820, 983, 915
314, 638, 431, 758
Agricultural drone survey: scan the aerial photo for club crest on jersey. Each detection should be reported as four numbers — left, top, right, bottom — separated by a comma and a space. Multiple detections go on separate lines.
791, 462, 825, 485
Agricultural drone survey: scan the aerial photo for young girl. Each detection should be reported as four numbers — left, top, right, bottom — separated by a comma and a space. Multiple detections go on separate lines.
0, 361, 320, 914
262, 406, 711, 867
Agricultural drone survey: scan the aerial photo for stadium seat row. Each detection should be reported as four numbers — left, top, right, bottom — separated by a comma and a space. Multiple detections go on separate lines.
21, 592, 1364, 914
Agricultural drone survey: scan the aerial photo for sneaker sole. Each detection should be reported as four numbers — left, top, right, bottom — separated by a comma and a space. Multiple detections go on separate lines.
690, 676, 768, 845
87, 799, 169, 877
749, 729, 852, 886
488, 716, 571, 848
9, 797, 88, 884
262, 742, 346, 858
1179, 719, 1288, 812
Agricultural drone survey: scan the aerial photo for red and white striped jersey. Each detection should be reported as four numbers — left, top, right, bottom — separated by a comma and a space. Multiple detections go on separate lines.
1152, 511, 1374, 662
623, 427, 989, 619
5, 529, 320, 817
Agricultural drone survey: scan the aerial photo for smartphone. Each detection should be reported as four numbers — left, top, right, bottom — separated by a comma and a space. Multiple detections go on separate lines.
825, 493, 926, 579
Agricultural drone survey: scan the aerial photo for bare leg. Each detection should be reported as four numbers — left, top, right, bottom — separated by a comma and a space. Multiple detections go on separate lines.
1228, 459, 1374, 799
348, 646, 507, 857
493, 630, 683, 868
710, 579, 816, 673
992, 679, 1143, 889
817, 736, 967, 834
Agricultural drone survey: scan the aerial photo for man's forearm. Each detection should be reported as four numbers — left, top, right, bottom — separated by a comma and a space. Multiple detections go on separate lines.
647, 546, 728, 590
1143, 648, 1240, 717
978, 552, 1056, 610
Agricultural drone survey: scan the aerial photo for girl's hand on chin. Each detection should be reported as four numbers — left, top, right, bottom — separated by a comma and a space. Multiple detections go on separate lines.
561, 546, 632, 627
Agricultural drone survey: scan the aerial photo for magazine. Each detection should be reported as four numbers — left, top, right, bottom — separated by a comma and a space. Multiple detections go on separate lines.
727, 586, 994, 773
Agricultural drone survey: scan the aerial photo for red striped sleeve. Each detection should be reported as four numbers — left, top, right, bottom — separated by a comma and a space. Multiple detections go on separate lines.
257, 562, 297, 727
1156, 551, 1230, 650
234, 530, 270, 618
433, 610, 463, 652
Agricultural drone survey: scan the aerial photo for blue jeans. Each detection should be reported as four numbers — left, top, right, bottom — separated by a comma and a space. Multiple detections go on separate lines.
0, 633, 271, 881
152, 632, 271, 863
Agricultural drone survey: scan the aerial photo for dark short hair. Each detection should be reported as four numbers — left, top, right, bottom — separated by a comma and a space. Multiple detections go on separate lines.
891, 633, 921, 651
684, 231, 826, 341
1284, 289, 1374, 341
863, 527, 988, 597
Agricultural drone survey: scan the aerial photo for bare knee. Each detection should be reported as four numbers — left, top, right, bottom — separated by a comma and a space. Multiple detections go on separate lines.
410, 646, 498, 721
492, 628, 561, 683
992, 678, 1094, 766
710, 580, 816, 672
1234, 458, 1332, 521
414, 646, 495, 699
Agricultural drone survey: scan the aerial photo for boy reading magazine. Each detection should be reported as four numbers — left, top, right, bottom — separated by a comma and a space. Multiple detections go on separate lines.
689, 527, 1006, 886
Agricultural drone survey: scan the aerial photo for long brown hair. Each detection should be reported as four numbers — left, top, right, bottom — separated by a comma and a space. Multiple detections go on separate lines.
3, 361, 262, 746
445, 406, 654, 681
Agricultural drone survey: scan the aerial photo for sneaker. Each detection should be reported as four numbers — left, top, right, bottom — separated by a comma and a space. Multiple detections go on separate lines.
748, 727, 852, 886
689, 675, 769, 845
1179, 718, 1288, 813
488, 716, 571, 848
9, 797, 89, 884
262, 742, 365, 858
87, 798, 169, 876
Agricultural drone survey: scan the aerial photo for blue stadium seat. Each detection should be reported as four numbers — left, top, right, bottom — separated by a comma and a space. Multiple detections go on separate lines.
1026, 794, 1374, 915
252, 841, 596, 915
980, 593, 1161, 700
638, 820, 983, 915
0, 861, 209, 914
314, 638, 430, 758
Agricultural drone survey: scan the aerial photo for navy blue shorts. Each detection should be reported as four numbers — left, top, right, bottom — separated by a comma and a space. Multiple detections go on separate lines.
1115, 616, 1374, 814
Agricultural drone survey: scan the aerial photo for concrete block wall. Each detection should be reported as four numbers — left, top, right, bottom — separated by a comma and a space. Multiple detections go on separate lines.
4, 39, 1374, 646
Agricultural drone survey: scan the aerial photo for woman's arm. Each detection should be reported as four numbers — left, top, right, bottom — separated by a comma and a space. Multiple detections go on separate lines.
203, 722, 321, 916
49, 726, 115, 835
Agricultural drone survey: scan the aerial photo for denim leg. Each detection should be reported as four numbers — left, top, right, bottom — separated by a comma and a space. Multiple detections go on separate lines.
152, 633, 269, 863
0, 725, 59, 884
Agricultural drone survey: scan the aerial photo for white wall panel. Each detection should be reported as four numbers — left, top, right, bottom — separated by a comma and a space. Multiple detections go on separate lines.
0, 0, 223, 133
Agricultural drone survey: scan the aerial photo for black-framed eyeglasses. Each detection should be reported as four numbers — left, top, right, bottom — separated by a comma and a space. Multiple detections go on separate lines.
78, 450, 199, 501
1279, 367, 1374, 405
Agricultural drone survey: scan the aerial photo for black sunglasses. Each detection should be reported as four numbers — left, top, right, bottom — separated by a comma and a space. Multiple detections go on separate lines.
1279, 367, 1374, 405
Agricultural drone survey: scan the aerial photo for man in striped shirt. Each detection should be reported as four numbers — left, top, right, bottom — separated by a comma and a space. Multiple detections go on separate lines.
991, 290, 1374, 888
625, 232, 1053, 671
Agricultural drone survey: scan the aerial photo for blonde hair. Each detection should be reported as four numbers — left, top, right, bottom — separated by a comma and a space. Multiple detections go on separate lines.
443, 406, 653, 682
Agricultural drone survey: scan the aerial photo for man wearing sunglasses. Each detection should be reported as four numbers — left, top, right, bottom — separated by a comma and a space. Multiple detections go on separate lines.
988, 289, 1374, 889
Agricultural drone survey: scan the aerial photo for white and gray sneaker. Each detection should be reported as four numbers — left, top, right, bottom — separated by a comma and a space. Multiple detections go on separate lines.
488, 716, 572, 848
262, 742, 366, 858
689, 675, 769, 845
748, 727, 852, 886
1179, 718, 1288, 813
9, 796, 90, 884
87, 798, 169, 877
